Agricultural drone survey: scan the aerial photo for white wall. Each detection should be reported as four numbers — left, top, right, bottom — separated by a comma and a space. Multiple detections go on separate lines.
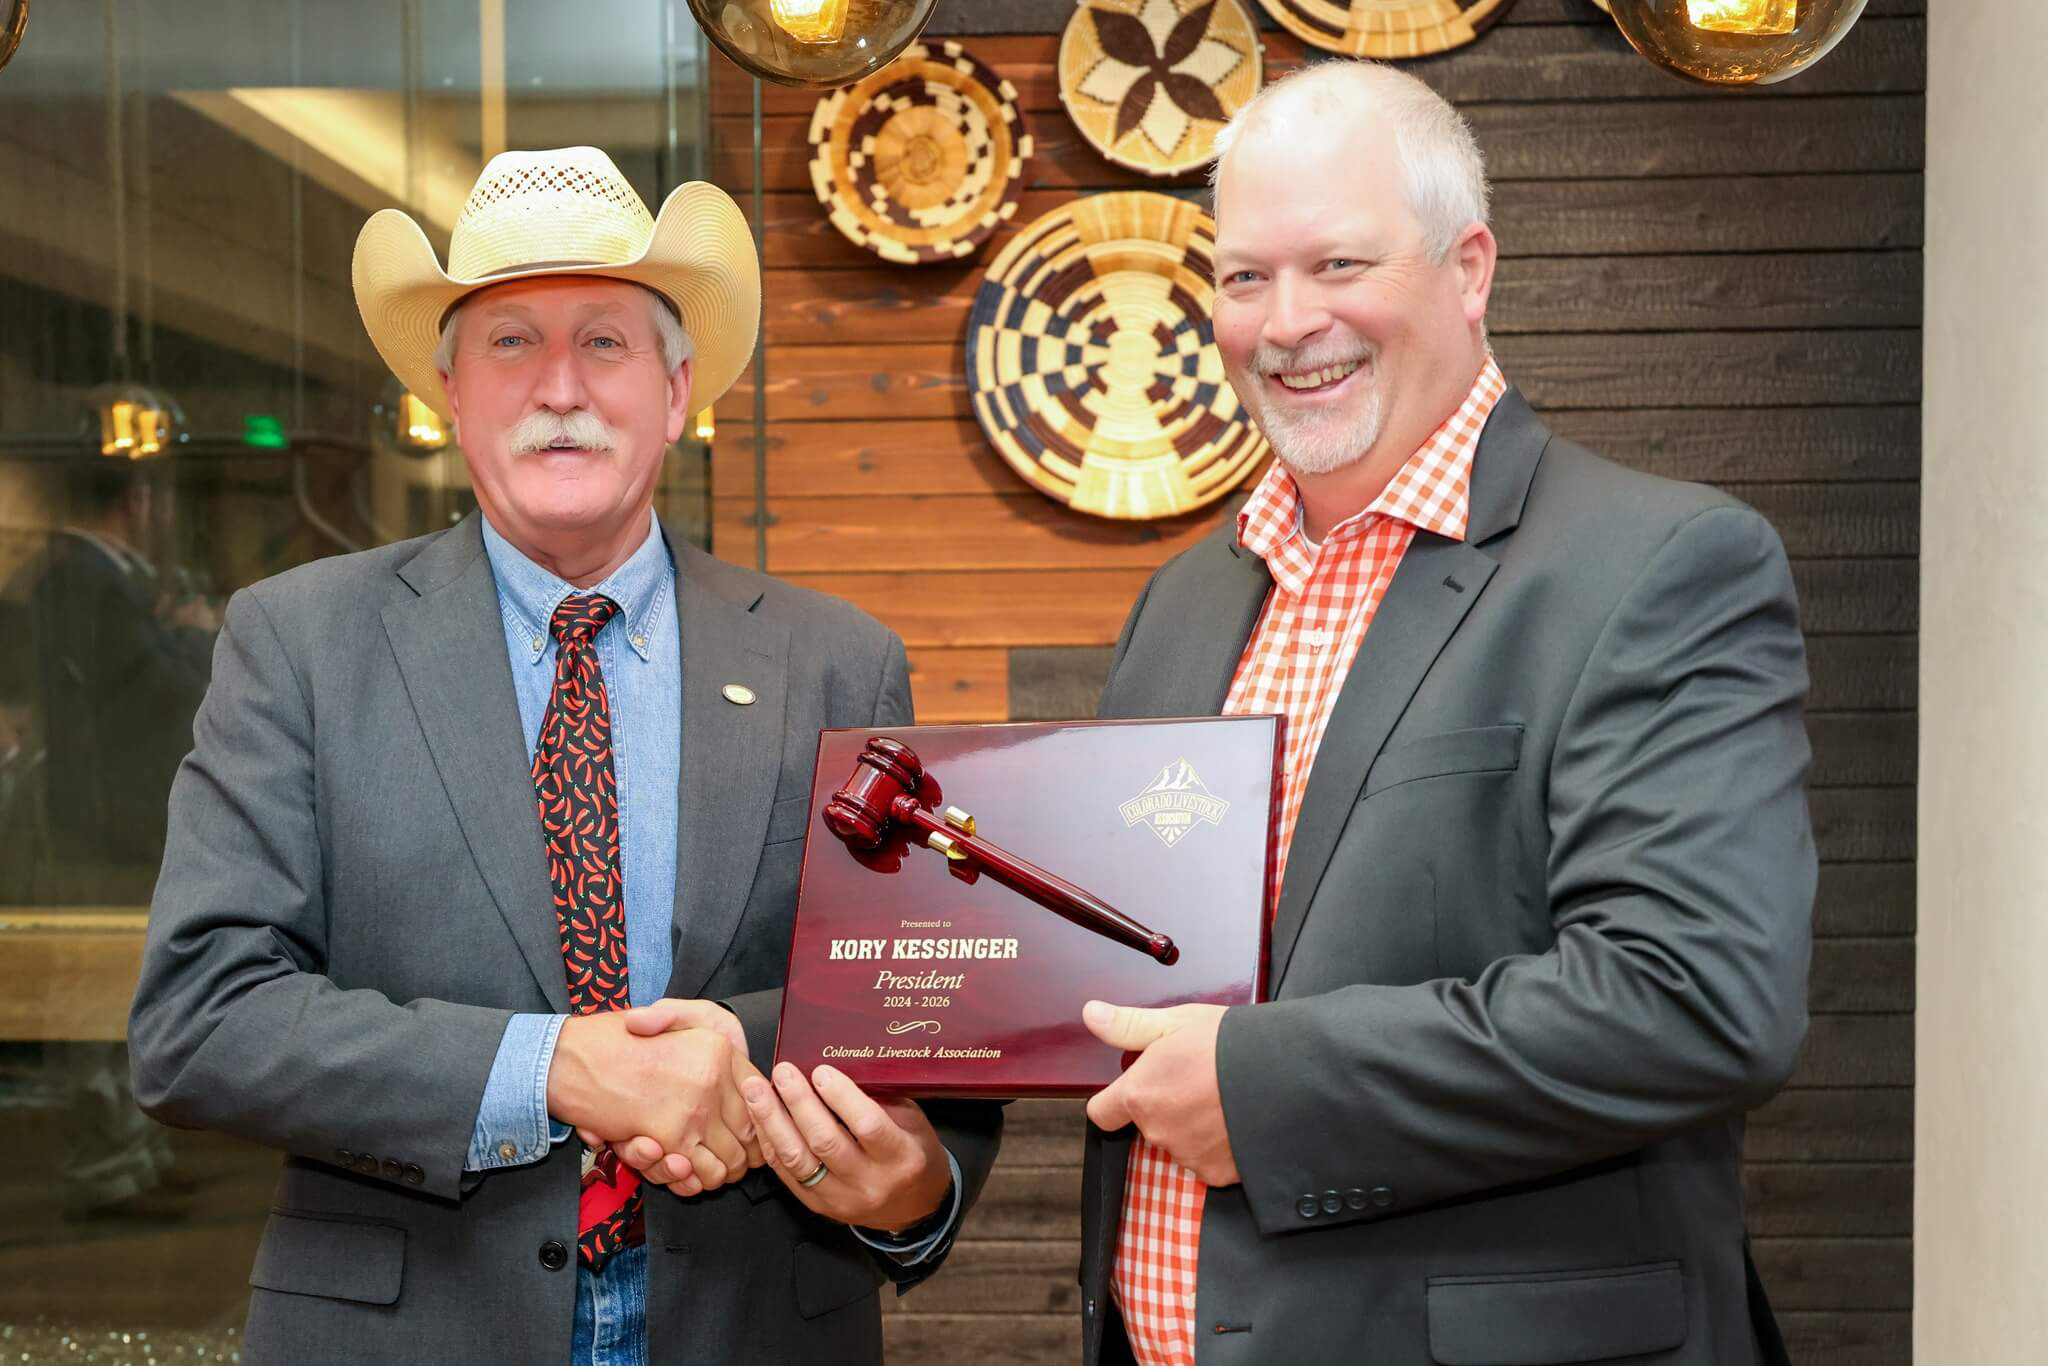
1917, 4, 2048, 1361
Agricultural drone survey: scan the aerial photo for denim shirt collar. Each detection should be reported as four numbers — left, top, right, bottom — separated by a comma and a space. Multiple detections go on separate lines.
479, 508, 674, 664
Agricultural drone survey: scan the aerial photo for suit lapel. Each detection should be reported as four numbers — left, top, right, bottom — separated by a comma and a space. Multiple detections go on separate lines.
1101, 525, 1272, 721
1267, 389, 1550, 991
383, 516, 571, 1013
665, 537, 790, 998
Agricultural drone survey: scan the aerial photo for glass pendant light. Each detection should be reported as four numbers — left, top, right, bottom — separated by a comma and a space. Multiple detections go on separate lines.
1607, 0, 1867, 86
687, 0, 941, 88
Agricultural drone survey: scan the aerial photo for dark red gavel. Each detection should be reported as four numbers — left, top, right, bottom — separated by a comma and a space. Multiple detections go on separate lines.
823, 736, 1179, 966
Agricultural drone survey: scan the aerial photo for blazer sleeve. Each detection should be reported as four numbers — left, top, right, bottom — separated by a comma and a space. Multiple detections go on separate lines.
1216, 505, 1816, 1236
128, 588, 513, 1202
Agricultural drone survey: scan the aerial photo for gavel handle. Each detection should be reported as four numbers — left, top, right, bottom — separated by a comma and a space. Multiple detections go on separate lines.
892, 797, 1178, 965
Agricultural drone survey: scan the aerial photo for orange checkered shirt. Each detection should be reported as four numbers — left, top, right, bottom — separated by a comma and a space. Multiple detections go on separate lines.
1111, 356, 1508, 1365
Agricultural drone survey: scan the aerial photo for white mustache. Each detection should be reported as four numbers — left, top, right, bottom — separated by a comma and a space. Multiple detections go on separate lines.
1253, 341, 1375, 376
506, 410, 618, 454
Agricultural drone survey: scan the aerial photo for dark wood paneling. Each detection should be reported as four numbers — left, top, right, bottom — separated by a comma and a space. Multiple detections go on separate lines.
1808, 714, 1916, 789
906, 646, 1007, 724
1809, 939, 1914, 1013
787, 569, 1154, 647
723, 484, 1911, 571
1748, 1088, 1913, 1163
715, 492, 1218, 573
1812, 862, 1915, 938
1777, 1312, 1912, 1366
1789, 560, 1917, 635
745, 174, 1924, 270
1805, 637, 1918, 712
1008, 645, 1116, 723
732, 331, 1919, 422
1752, 1238, 1913, 1311
759, 252, 1921, 342
715, 96, 1923, 190
727, 409, 1918, 502
884, 1313, 1077, 1366
1810, 788, 1914, 863
1792, 1015, 1913, 1088
905, 0, 1924, 36
714, 20, 1923, 114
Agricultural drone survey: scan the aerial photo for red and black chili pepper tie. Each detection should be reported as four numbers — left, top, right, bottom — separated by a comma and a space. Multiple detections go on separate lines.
532, 592, 643, 1270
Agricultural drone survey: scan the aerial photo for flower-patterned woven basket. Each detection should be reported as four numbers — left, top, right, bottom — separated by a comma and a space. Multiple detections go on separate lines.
1058, 0, 1263, 178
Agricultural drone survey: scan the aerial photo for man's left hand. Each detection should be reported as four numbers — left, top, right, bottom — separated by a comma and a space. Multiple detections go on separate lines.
1083, 999, 1240, 1187
616, 1057, 952, 1234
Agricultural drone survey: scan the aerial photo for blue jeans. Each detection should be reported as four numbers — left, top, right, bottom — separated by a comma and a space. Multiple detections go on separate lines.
572, 1243, 648, 1366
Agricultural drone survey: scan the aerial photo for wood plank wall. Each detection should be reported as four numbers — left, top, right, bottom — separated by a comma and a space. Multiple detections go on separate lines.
709, 4, 1920, 1362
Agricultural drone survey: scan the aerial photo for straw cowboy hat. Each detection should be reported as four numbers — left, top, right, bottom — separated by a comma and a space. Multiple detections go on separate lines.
352, 146, 759, 421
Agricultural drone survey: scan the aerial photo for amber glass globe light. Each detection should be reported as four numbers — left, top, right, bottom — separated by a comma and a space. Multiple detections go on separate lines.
1608, 0, 1867, 86
687, 0, 940, 88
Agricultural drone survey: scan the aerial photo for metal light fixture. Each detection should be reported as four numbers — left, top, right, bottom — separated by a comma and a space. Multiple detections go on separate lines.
1607, 0, 1867, 86
0, 0, 27, 76
693, 406, 716, 442
687, 0, 941, 88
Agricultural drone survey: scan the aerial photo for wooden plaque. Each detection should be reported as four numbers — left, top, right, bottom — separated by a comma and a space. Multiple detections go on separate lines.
776, 717, 1280, 1097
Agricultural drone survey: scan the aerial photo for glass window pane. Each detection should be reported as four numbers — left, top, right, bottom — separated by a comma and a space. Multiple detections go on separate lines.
0, 2, 708, 1350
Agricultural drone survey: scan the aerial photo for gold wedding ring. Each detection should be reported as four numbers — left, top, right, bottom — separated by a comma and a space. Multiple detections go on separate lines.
798, 1161, 829, 1188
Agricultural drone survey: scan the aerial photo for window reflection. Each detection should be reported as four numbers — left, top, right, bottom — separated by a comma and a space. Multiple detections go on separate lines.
0, 1, 712, 1353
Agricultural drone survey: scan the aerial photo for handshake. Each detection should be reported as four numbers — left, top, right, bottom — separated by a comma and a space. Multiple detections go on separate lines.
543, 998, 953, 1234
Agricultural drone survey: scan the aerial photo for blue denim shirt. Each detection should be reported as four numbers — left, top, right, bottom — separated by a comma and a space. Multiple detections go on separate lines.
463, 511, 958, 1276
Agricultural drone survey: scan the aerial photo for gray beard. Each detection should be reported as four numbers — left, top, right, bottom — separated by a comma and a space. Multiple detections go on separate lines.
1248, 376, 1386, 477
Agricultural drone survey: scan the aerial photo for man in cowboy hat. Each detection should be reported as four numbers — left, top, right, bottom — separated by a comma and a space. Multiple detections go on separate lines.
128, 147, 1001, 1365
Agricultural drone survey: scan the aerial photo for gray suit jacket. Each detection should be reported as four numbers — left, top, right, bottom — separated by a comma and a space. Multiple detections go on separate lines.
1081, 392, 1814, 1366
129, 514, 1001, 1365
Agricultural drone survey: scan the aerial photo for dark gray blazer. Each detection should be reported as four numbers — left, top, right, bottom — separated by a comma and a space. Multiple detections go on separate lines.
1082, 392, 1814, 1366
128, 514, 1001, 1365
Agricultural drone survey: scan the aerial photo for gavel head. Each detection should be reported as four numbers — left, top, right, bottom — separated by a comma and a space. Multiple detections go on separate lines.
822, 736, 926, 850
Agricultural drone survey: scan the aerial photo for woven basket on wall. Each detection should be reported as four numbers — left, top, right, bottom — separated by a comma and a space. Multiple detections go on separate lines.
807, 39, 1031, 266
1058, 0, 1263, 178
965, 190, 1269, 522
1255, 0, 1519, 59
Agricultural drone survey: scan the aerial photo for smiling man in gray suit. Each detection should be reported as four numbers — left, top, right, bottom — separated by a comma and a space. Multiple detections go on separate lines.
128, 147, 998, 1365
1075, 64, 1813, 1366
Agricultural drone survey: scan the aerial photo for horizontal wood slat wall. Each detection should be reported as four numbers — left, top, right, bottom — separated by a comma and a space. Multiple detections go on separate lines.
709, 5, 1921, 1361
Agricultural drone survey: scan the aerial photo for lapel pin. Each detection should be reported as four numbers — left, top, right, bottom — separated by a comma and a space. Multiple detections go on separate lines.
722, 683, 757, 706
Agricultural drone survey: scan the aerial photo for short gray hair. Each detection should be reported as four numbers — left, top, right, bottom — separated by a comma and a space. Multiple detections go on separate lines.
1211, 60, 1489, 263
434, 282, 694, 376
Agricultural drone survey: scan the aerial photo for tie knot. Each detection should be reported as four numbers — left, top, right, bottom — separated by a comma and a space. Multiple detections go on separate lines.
550, 593, 619, 646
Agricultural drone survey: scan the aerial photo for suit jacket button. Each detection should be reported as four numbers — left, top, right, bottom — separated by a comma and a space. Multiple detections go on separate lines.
354, 1153, 376, 1174
335, 1148, 354, 1167
1295, 1195, 1319, 1219
539, 1240, 569, 1271
381, 1158, 403, 1181
1320, 1190, 1343, 1215
1345, 1188, 1368, 1211
403, 1163, 425, 1186
1369, 1185, 1395, 1208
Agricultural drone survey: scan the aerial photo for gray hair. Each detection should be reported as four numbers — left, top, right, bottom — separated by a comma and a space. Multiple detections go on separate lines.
1210, 60, 1490, 263
434, 282, 694, 376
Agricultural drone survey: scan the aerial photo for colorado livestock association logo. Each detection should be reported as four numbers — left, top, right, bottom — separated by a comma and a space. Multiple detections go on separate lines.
1120, 758, 1230, 848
